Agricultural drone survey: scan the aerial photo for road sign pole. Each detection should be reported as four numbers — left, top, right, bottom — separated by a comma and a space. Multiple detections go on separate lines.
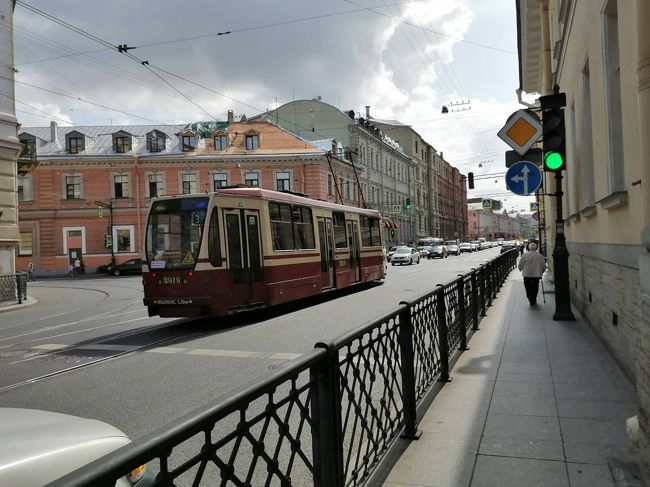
551, 171, 575, 321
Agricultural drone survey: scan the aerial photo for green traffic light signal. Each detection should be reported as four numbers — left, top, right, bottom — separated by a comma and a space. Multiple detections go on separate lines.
544, 151, 564, 171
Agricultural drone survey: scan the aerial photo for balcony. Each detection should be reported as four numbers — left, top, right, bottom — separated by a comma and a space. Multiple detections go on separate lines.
17, 144, 39, 174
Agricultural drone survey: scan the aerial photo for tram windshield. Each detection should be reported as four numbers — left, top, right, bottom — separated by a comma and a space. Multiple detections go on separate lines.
145, 197, 208, 270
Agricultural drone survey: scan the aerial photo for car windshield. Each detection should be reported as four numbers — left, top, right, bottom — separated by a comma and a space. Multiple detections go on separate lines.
394, 247, 411, 254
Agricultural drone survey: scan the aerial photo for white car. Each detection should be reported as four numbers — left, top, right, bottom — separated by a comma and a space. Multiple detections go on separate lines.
390, 246, 421, 265
0, 408, 152, 487
459, 242, 472, 253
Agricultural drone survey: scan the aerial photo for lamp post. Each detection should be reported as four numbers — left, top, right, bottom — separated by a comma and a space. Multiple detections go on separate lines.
94, 200, 115, 266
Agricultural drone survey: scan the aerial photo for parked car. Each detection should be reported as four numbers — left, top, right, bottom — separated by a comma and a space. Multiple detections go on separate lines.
112, 258, 143, 276
470, 240, 481, 251
500, 240, 518, 254
391, 246, 421, 265
459, 242, 472, 253
427, 245, 448, 259
445, 240, 460, 256
0, 408, 152, 487
386, 246, 398, 262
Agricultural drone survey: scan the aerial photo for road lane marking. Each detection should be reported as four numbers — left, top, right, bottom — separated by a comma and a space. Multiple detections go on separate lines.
185, 349, 260, 358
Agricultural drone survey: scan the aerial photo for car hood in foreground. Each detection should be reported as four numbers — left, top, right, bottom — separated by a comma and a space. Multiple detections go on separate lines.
0, 408, 130, 486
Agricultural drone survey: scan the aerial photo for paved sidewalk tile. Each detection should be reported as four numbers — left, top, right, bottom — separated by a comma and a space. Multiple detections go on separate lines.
382, 274, 639, 487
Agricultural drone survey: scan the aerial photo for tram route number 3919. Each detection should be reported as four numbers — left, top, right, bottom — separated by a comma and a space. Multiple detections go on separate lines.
159, 276, 183, 285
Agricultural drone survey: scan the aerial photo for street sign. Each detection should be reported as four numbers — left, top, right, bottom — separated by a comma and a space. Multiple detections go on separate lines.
532, 212, 539, 220
530, 202, 538, 211
482, 198, 492, 209
505, 161, 542, 196
392, 205, 402, 215
506, 148, 542, 168
498, 109, 542, 156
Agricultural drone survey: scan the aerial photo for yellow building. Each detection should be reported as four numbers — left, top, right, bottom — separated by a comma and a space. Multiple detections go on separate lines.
517, 0, 650, 481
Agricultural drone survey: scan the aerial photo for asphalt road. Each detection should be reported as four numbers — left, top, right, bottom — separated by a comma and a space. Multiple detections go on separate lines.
0, 248, 502, 442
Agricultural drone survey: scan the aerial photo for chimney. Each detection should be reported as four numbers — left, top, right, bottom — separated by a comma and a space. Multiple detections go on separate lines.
50, 121, 58, 143
365, 106, 370, 118
227, 110, 234, 124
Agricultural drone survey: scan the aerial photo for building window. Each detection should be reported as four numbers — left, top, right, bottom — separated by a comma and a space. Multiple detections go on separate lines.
65, 175, 81, 199
182, 135, 196, 152
276, 172, 290, 191
244, 172, 259, 187
19, 136, 36, 158
181, 173, 198, 194
17, 175, 32, 201
113, 225, 134, 252
147, 131, 166, 152
114, 174, 130, 198
245, 134, 259, 150
148, 173, 164, 198
581, 60, 595, 208
603, 0, 624, 193
214, 135, 228, 150
19, 231, 33, 255
212, 172, 228, 190
67, 137, 83, 154
328, 174, 333, 196
113, 134, 131, 153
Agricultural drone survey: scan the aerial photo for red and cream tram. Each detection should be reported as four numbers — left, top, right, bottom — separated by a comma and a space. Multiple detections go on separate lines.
142, 187, 385, 317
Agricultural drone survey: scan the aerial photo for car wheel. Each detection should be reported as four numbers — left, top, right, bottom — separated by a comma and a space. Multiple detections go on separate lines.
113, 269, 120, 276
392, 263, 395, 266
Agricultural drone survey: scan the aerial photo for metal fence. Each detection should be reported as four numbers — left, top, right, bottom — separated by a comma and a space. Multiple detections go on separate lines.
48, 250, 518, 487
0, 272, 28, 304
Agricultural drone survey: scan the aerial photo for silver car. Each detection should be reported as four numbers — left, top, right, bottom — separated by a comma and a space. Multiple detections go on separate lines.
390, 246, 421, 265
0, 408, 152, 487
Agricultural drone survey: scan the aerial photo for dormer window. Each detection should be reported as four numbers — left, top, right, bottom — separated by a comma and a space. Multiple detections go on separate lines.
245, 133, 259, 150
146, 131, 166, 152
65, 131, 85, 154
214, 133, 228, 150
112, 131, 132, 153
180, 132, 197, 152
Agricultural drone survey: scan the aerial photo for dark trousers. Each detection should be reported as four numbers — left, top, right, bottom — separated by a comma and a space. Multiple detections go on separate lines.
523, 277, 540, 304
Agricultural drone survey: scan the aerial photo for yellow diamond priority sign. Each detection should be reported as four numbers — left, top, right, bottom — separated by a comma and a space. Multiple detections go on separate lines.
497, 109, 542, 156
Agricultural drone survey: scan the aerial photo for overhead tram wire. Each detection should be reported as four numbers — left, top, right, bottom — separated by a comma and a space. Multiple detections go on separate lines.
344, 0, 494, 163
16, 1, 217, 121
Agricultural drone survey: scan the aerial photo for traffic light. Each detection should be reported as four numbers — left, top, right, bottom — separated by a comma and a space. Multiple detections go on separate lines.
405, 197, 411, 209
468, 172, 474, 189
540, 92, 567, 172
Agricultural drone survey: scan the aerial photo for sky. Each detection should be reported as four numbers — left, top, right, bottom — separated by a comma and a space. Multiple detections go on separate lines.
9, 0, 539, 213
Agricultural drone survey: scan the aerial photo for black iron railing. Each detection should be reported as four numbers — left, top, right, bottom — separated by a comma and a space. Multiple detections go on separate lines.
0, 272, 28, 304
48, 250, 518, 487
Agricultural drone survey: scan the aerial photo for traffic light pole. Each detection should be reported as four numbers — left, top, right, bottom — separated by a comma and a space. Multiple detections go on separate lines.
95, 201, 115, 266
551, 172, 575, 321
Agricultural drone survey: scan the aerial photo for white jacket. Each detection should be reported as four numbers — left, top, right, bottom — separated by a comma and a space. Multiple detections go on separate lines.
518, 250, 546, 278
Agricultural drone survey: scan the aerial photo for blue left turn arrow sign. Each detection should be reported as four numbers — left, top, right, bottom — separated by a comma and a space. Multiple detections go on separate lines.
505, 161, 542, 196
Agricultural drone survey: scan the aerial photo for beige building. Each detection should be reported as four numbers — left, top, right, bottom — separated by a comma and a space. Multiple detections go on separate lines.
517, 0, 650, 481
0, 0, 21, 274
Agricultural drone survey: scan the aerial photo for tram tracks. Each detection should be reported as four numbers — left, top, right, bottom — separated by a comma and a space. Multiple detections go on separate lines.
0, 319, 201, 393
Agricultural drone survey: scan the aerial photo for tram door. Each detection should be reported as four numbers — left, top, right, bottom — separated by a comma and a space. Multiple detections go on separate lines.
348, 220, 361, 282
318, 217, 335, 289
224, 209, 265, 308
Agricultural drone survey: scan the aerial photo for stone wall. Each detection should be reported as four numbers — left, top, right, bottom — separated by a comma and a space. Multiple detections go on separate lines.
568, 246, 641, 380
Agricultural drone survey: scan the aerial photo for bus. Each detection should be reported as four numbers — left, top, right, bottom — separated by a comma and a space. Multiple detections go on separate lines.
142, 187, 385, 317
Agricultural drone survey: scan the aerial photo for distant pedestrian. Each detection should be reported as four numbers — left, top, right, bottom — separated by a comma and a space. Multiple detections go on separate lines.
517, 242, 546, 306
27, 261, 36, 281
74, 258, 81, 275
68, 264, 75, 276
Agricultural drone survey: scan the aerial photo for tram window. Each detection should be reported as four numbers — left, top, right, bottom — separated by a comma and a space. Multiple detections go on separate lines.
293, 206, 315, 250
370, 217, 381, 246
333, 212, 347, 249
208, 208, 222, 266
360, 216, 381, 247
270, 202, 295, 250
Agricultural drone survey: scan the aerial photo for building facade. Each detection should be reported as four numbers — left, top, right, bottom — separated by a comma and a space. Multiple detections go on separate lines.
0, 0, 21, 274
518, 0, 650, 480
17, 117, 358, 275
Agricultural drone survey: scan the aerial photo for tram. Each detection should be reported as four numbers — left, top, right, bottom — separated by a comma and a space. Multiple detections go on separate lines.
142, 187, 385, 317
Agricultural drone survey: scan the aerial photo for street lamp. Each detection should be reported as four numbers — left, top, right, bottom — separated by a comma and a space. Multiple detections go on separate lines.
94, 200, 115, 266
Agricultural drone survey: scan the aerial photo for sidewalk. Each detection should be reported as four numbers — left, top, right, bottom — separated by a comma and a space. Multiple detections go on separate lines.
378, 273, 641, 487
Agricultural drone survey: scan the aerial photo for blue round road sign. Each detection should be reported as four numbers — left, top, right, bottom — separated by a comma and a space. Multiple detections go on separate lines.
505, 161, 542, 196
